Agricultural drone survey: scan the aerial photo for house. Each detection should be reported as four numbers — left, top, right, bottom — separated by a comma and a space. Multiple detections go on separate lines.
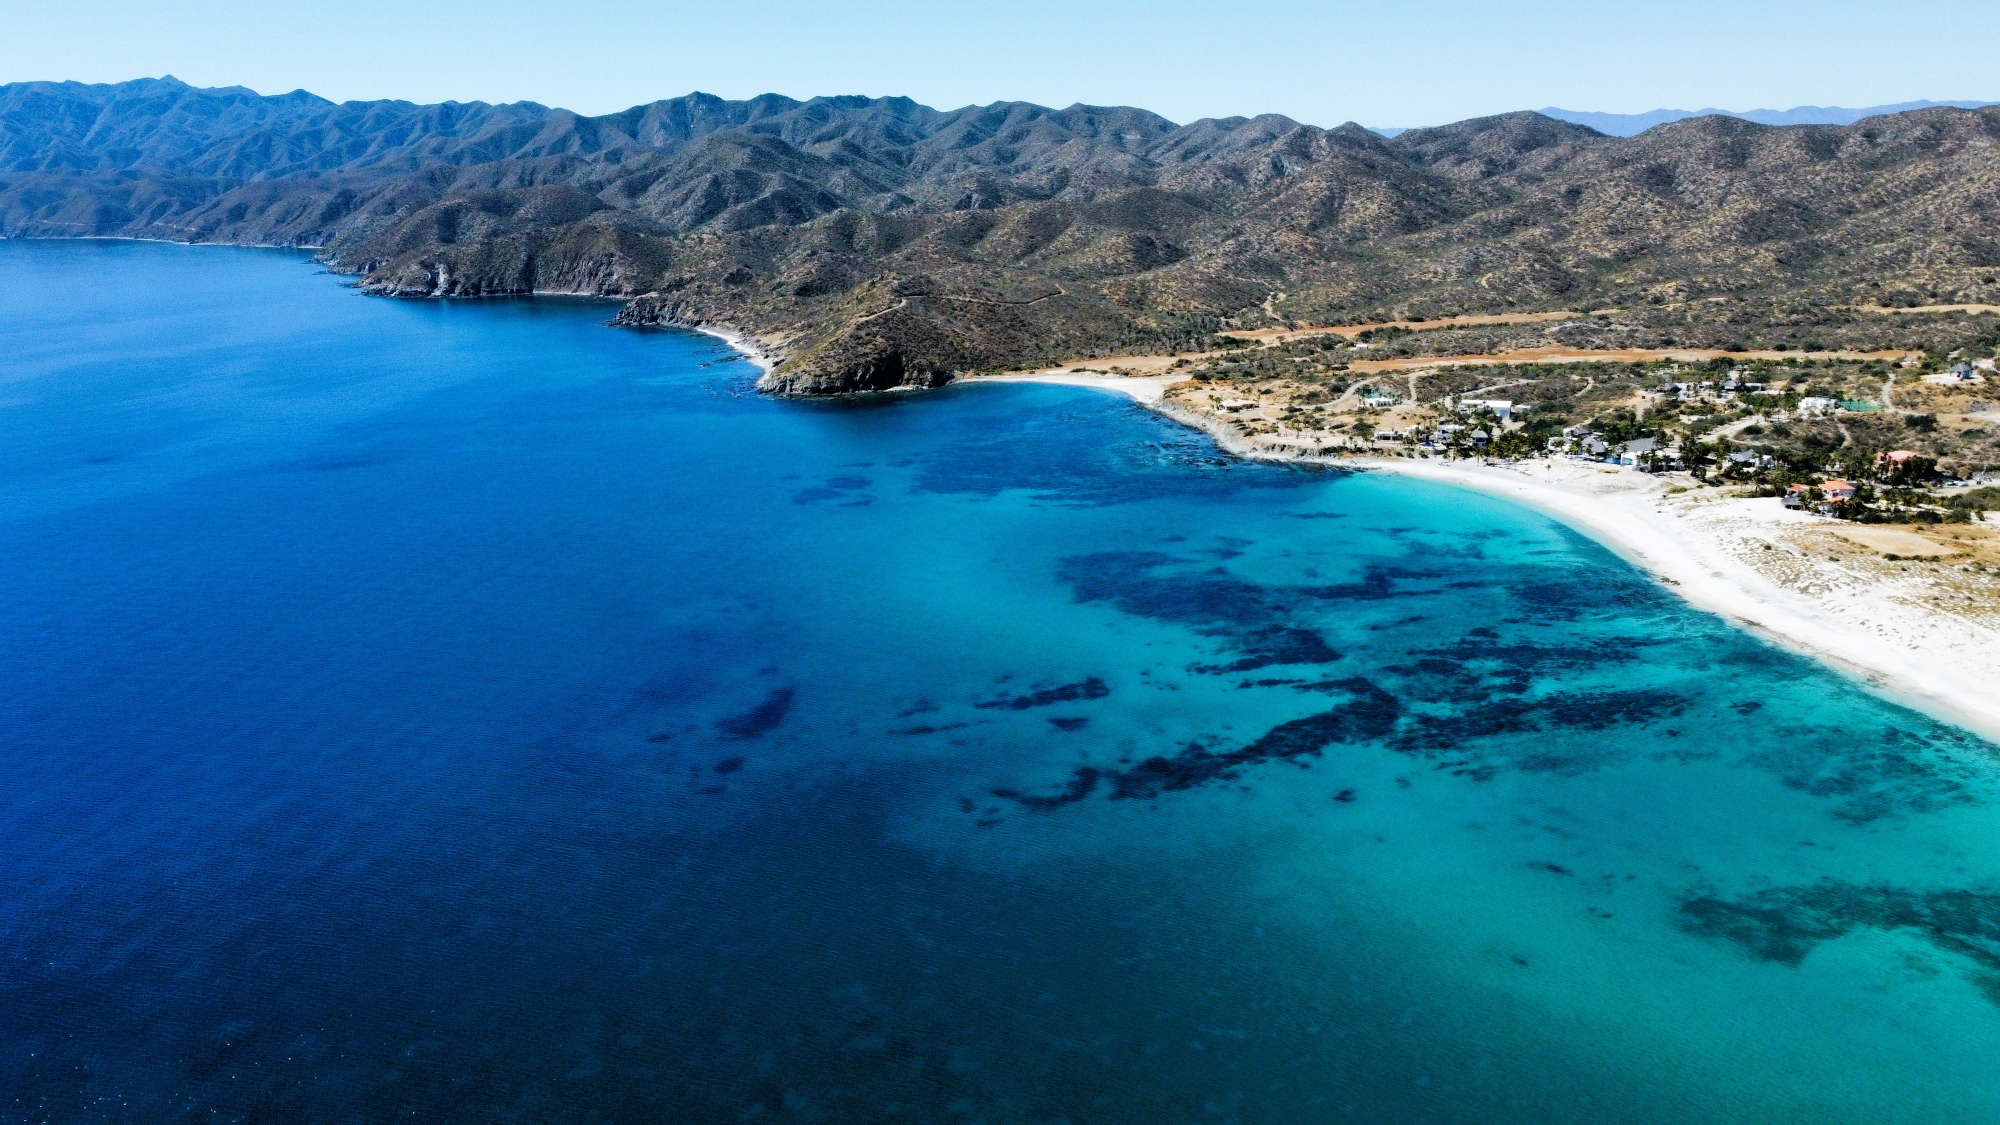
1619, 437, 1658, 467
1876, 449, 1919, 469
1359, 392, 1398, 408
1782, 483, 1813, 508
1797, 396, 1838, 416
1459, 398, 1528, 422
1218, 399, 1257, 412
1821, 479, 1858, 502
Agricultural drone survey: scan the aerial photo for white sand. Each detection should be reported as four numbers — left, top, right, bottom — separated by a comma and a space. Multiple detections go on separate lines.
699, 326, 777, 374
965, 372, 1184, 404
970, 371, 2000, 741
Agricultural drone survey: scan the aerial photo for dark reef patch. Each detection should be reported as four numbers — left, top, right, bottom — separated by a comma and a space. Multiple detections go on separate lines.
1047, 717, 1089, 731
715, 688, 796, 739
1189, 626, 1341, 674
1396, 637, 1651, 699
992, 767, 1100, 810
1678, 880, 2000, 1003
993, 679, 1400, 808
1298, 566, 1412, 603
1055, 551, 1360, 676
974, 677, 1109, 711
1738, 721, 1985, 824
895, 722, 971, 736
1394, 688, 1692, 759
1112, 672, 1392, 796
1505, 568, 1676, 622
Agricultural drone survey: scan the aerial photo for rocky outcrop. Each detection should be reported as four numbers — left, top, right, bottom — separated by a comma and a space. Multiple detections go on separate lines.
608, 292, 707, 330
756, 308, 964, 395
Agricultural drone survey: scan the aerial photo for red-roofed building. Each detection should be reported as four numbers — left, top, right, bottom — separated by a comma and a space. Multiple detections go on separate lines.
1875, 448, 1937, 484
1822, 480, 1858, 502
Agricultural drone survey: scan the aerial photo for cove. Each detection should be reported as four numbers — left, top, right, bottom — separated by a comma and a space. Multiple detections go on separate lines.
2, 240, 1998, 1123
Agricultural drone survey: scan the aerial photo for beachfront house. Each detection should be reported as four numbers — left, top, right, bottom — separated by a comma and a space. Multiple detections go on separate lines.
1822, 479, 1858, 502
1783, 483, 1813, 508
1619, 437, 1658, 467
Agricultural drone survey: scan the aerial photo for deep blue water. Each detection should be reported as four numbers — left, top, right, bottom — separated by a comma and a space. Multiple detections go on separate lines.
3, 240, 1999, 1124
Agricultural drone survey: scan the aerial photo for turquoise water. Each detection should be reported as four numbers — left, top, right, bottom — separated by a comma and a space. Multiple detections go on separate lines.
2, 240, 1998, 1123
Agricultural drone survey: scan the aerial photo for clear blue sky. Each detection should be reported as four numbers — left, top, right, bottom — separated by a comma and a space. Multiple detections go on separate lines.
6, 0, 1996, 127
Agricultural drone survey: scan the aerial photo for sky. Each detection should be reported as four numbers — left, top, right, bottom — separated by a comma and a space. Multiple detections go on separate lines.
4, 0, 1997, 128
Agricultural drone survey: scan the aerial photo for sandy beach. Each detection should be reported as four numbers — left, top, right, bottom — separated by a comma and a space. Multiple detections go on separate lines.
697, 325, 778, 374
964, 371, 2000, 742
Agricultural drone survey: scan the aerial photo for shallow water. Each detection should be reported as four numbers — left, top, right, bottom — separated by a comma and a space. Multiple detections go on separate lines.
2, 240, 1998, 1123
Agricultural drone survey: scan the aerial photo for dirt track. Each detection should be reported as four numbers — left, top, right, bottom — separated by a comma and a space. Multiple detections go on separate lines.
1223, 309, 1594, 344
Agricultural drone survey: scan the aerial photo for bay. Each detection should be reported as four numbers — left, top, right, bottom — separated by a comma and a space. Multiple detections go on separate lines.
2, 240, 1997, 1123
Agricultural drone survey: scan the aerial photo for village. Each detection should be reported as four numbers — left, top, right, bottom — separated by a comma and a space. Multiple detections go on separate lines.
1131, 335, 2000, 527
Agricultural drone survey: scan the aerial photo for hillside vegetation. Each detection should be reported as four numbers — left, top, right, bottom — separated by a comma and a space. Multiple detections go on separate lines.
6, 78, 2000, 393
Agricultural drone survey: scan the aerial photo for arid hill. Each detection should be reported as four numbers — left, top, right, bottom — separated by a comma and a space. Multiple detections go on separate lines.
6, 77, 1999, 393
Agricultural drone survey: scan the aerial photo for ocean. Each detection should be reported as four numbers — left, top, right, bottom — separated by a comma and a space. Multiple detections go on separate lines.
2, 240, 1997, 1123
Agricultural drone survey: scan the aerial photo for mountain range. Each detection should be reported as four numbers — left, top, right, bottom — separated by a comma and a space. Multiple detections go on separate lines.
1537, 100, 1998, 137
5, 77, 1999, 393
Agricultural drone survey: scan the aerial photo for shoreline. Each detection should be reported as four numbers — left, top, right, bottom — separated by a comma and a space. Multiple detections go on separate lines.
959, 371, 2000, 744
1358, 456, 2000, 743
695, 324, 777, 375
